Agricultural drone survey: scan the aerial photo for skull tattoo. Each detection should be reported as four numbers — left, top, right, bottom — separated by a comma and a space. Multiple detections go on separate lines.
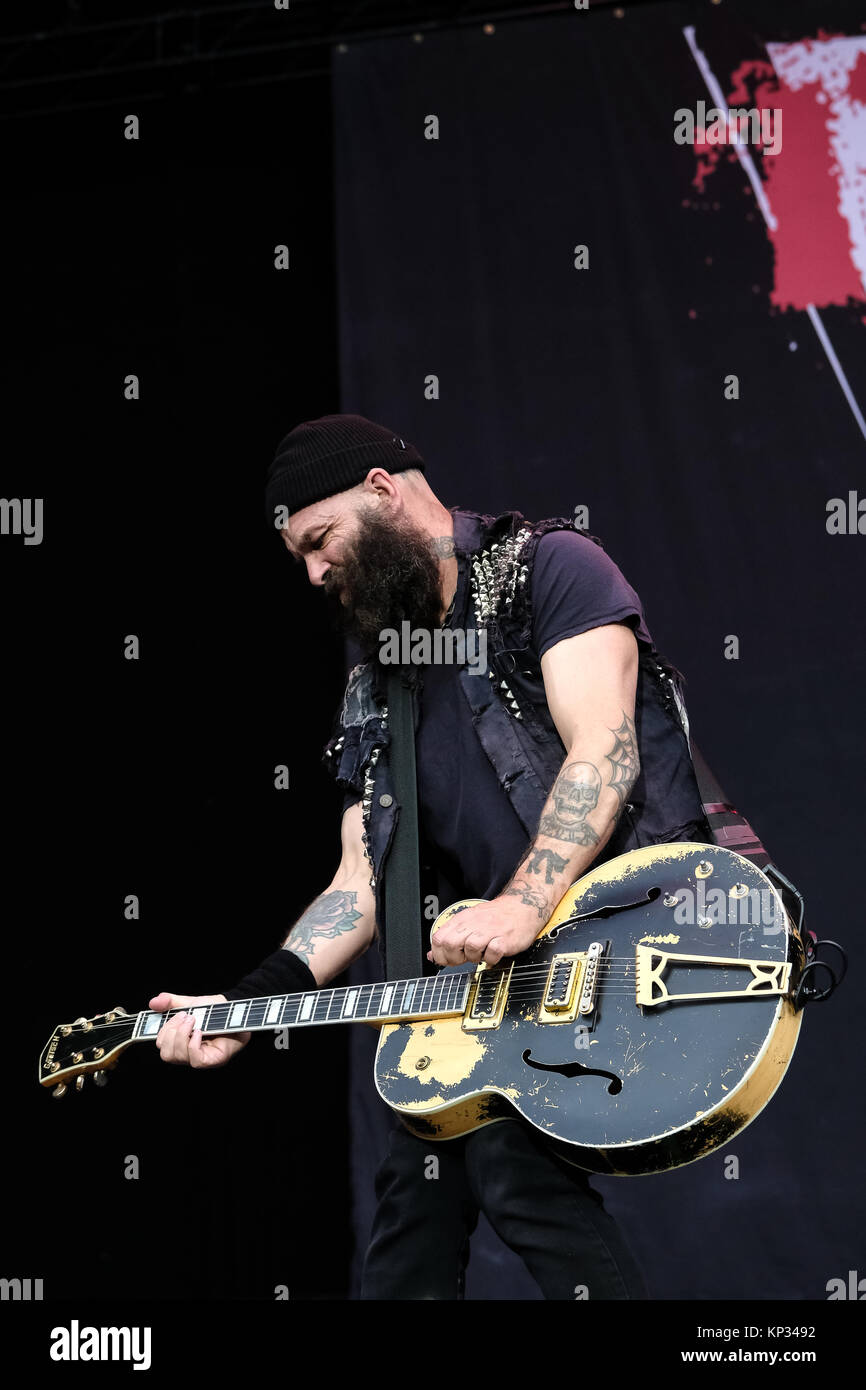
539, 761, 601, 845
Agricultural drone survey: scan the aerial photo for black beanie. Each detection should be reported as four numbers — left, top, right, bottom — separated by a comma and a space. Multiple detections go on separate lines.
265, 413, 425, 520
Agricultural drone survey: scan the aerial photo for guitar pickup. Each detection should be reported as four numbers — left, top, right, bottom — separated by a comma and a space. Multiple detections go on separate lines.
462, 961, 514, 1031
537, 943, 605, 1024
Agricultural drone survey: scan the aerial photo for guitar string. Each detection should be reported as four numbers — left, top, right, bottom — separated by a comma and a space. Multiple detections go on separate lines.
57, 961, 766, 1033
53, 955, 698, 1037
64, 958, 759, 1029
53, 975, 641, 1034
52, 964, 766, 1056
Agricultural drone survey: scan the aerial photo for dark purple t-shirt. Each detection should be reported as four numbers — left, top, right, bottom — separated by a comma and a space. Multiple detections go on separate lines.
344, 530, 654, 902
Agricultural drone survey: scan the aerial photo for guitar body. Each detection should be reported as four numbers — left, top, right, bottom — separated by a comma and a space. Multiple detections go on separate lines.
374, 842, 806, 1175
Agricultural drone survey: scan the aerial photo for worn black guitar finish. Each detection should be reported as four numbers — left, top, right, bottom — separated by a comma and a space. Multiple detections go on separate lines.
374, 842, 807, 1174
39, 843, 807, 1176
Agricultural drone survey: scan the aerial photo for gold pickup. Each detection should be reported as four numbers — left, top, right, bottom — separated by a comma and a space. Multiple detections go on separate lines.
536, 942, 606, 1023
462, 961, 514, 1031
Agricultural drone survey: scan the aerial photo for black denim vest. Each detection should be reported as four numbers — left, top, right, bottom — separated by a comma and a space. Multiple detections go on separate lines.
321, 507, 709, 946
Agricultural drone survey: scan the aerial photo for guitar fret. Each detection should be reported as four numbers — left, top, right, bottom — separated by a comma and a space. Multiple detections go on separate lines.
207, 1003, 231, 1032
133, 972, 471, 1044
298, 993, 315, 1022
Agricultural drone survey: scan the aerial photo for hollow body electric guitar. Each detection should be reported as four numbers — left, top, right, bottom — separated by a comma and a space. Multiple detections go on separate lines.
40, 842, 810, 1175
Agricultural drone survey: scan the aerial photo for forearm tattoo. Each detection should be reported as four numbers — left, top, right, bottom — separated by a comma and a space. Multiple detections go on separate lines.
523, 846, 569, 883
538, 761, 602, 845
502, 880, 550, 920
537, 713, 639, 843
606, 712, 639, 810
284, 889, 362, 965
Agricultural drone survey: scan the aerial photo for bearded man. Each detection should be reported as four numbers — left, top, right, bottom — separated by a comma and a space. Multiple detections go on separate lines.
150, 414, 710, 1300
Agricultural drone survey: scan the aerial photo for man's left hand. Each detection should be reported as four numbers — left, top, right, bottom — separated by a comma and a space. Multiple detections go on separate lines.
427, 895, 546, 967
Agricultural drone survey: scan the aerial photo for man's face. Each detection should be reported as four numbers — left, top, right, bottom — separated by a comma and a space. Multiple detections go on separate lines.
281, 493, 444, 657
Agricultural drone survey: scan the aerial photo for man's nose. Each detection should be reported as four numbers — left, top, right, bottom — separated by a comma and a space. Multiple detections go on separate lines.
305, 554, 330, 586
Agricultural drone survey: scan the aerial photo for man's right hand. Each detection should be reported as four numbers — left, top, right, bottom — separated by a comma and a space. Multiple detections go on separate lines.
148, 992, 251, 1069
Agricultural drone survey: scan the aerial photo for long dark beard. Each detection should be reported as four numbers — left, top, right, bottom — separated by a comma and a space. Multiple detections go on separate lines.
322, 504, 446, 659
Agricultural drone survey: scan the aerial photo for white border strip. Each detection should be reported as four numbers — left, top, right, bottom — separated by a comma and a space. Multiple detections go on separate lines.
805, 303, 866, 443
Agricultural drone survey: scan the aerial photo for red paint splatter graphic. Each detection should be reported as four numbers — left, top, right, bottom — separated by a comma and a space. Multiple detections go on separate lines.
689, 31, 866, 311
691, 60, 778, 193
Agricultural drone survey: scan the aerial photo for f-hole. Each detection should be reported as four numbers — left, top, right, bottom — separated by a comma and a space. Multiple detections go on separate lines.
522, 1050, 623, 1095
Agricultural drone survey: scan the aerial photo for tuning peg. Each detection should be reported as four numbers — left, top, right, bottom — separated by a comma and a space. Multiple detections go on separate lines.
113, 1005, 128, 1016
93, 1071, 108, 1087
75, 1075, 85, 1091
52, 1084, 67, 1099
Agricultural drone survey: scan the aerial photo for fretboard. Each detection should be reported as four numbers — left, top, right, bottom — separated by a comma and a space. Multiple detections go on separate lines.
134, 970, 472, 1040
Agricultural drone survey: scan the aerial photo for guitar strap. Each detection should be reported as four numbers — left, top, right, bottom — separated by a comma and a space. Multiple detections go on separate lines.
383, 666, 423, 981
688, 739, 771, 872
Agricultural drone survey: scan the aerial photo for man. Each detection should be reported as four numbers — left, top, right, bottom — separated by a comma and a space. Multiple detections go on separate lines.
151, 413, 710, 1300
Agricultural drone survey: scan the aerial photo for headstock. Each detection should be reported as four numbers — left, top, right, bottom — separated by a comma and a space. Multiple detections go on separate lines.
39, 1007, 137, 1097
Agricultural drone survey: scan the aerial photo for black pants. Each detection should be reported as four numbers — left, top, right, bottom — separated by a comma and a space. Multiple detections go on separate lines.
360, 1118, 648, 1300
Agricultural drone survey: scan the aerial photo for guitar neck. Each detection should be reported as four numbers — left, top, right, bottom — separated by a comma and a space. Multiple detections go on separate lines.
134, 970, 472, 1041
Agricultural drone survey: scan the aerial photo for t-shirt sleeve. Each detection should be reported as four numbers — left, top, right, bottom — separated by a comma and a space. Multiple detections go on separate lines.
530, 530, 652, 660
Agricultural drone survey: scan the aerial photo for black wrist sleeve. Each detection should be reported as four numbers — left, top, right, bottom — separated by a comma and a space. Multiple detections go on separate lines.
223, 948, 317, 1001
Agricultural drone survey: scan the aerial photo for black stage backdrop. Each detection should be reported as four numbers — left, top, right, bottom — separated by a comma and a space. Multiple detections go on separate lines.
334, 1, 866, 1299
4, 79, 353, 1301
1, 0, 863, 1325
